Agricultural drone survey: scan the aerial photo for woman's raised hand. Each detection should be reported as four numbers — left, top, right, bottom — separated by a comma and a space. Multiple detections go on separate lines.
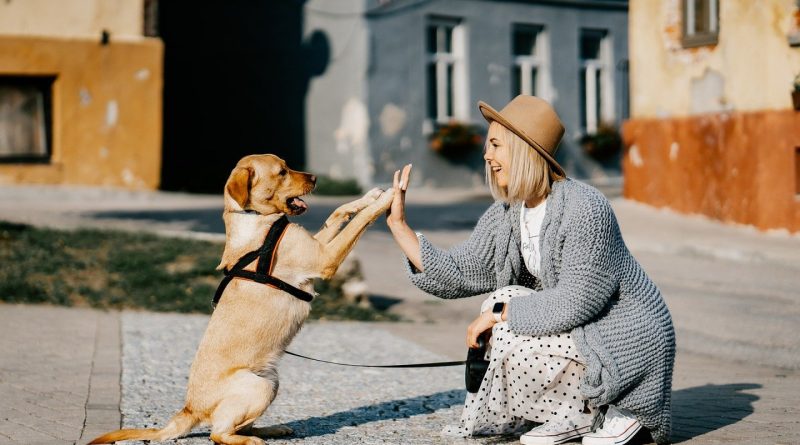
385, 164, 423, 271
387, 164, 412, 228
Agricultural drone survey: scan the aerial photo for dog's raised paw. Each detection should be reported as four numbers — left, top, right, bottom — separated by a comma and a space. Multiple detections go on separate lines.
365, 187, 384, 200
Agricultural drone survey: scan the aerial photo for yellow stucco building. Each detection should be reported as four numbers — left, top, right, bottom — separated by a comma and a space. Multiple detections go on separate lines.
0, 0, 163, 189
624, 0, 800, 232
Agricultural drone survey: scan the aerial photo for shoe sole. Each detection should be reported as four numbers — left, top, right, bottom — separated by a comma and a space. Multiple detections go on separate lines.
582, 422, 642, 445
520, 426, 591, 445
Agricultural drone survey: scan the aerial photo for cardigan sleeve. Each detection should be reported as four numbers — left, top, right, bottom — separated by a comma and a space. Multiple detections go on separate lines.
507, 194, 620, 336
403, 202, 502, 299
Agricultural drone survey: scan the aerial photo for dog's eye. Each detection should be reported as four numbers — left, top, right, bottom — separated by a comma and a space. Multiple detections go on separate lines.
279, 169, 287, 176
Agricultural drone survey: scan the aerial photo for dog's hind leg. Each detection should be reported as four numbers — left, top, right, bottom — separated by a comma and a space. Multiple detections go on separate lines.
210, 371, 274, 445
314, 187, 384, 244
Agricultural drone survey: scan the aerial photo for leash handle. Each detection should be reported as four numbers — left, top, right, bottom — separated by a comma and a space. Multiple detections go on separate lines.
283, 350, 465, 368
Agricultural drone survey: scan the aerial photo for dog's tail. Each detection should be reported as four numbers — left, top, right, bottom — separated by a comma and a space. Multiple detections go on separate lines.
87, 407, 198, 444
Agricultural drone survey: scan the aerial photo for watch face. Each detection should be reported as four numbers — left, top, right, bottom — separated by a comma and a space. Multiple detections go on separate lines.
492, 302, 505, 314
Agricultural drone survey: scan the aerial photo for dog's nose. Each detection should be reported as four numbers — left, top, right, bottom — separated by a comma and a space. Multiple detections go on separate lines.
310, 175, 317, 184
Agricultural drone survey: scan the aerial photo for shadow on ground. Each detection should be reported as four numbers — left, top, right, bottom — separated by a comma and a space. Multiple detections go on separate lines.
670, 383, 760, 443
283, 389, 466, 439
179, 383, 758, 443
181, 389, 467, 441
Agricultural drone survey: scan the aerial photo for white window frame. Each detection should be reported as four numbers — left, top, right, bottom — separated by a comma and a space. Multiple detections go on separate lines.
511, 25, 552, 102
580, 30, 614, 134
426, 17, 468, 124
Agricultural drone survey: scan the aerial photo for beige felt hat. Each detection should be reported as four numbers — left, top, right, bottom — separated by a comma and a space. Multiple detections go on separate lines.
478, 95, 566, 178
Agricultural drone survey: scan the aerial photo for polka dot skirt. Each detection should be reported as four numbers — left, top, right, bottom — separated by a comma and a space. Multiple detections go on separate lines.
442, 285, 593, 437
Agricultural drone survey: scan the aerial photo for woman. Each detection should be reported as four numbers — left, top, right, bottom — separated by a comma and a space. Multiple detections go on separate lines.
386, 96, 674, 445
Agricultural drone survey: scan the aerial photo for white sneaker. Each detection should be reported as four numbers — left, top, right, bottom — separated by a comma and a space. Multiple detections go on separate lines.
582, 406, 642, 445
520, 418, 593, 445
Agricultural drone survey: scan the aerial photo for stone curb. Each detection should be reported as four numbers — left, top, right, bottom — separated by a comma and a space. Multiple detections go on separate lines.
78, 311, 122, 444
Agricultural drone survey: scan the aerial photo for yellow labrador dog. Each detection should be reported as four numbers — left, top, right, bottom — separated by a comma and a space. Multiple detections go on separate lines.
89, 154, 394, 445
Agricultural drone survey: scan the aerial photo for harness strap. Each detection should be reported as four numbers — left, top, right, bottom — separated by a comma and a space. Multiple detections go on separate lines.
213, 215, 314, 307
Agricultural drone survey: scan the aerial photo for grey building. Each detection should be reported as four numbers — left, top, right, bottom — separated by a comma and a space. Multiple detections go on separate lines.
304, 0, 628, 189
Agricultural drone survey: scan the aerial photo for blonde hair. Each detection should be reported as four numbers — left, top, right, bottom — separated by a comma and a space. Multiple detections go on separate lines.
485, 121, 562, 204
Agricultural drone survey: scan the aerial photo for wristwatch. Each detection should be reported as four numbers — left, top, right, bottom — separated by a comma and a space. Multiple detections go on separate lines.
492, 302, 505, 323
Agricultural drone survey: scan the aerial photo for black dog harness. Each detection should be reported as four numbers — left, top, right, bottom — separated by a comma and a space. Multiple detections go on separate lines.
212, 215, 314, 307
211, 213, 466, 370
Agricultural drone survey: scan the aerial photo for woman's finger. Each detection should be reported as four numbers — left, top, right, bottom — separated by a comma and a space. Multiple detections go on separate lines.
393, 169, 400, 189
400, 164, 412, 191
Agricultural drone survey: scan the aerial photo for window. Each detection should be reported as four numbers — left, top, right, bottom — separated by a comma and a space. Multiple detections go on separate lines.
511, 24, 551, 101
0, 76, 53, 163
579, 29, 613, 134
426, 17, 467, 123
682, 0, 719, 47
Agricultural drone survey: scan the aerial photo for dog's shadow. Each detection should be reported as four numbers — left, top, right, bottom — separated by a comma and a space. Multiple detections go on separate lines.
181, 389, 465, 441
283, 389, 466, 439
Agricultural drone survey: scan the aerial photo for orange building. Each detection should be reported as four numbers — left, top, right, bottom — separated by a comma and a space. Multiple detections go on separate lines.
623, 0, 800, 233
0, 0, 163, 189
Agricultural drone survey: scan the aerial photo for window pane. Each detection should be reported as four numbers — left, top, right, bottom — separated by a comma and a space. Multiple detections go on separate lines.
579, 67, 587, 129
580, 32, 602, 60
512, 65, 522, 97
0, 80, 50, 159
427, 63, 437, 119
443, 26, 453, 53
530, 68, 538, 96
595, 69, 602, 125
694, 0, 710, 34
426, 26, 437, 53
513, 28, 537, 56
446, 63, 454, 118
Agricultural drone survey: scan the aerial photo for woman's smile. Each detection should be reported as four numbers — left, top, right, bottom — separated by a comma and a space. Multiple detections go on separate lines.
484, 133, 511, 187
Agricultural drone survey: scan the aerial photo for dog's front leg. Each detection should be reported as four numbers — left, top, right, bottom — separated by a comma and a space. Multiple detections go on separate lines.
314, 188, 384, 244
317, 188, 395, 279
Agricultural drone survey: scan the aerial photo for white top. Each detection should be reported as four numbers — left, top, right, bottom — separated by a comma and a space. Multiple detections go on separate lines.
519, 198, 547, 278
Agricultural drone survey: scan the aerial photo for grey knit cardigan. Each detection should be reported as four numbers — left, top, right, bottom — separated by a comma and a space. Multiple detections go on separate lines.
406, 179, 675, 444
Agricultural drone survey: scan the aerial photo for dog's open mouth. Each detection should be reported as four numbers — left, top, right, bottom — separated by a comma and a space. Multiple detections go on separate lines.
286, 196, 308, 214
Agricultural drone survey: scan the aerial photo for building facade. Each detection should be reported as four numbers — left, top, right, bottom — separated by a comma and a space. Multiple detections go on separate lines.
623, 0, 800, 232
0, 0, 163, 189
304, 0, 629, 189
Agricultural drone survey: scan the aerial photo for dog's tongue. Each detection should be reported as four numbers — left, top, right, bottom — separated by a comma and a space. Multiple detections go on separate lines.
291, 197, 308, 210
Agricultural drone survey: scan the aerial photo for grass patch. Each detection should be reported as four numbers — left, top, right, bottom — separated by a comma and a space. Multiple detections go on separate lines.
312, 175, 362, 196
0, 221, 397, 321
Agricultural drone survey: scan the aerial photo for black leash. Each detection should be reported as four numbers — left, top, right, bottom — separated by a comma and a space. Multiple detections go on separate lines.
284, 350, 465, 368
214, 214, 464, 369
213, 215, 314, 307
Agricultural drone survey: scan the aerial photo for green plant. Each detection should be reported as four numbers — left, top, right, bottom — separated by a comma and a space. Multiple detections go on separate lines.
794, 72, 800, 92
429, 121, 484, 158
580, 124, 623, 162
313, 175, 362, 196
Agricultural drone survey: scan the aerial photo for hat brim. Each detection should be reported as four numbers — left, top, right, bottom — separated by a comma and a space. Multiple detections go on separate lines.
478, 100, 566, 178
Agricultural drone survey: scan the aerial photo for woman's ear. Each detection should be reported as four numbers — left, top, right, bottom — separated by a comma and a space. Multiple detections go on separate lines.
226, 166, 252, 209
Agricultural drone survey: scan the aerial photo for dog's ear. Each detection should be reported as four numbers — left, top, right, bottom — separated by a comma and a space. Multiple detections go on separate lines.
226, 166, 252, 209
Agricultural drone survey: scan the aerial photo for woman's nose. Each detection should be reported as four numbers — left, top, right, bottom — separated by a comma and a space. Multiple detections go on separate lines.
483, 147, 493, 162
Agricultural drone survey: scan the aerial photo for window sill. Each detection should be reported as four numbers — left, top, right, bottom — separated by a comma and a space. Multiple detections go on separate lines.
681, 33, 719, 48
0, 156, 52, 164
